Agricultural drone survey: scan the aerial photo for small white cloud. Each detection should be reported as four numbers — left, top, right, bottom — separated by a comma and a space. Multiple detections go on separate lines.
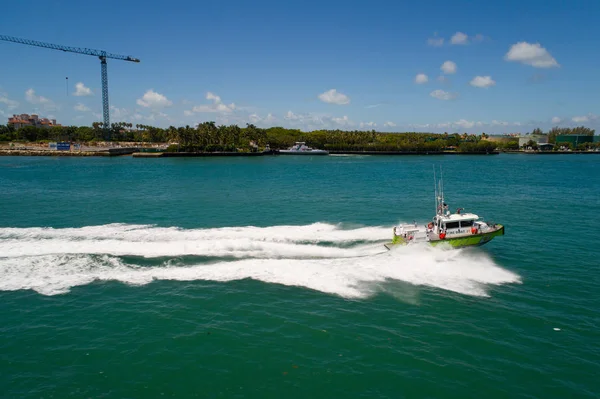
265, 113, 276, 123
473, 34, 485, 43
74, 103, 90, 112
332, 115, 353, 126
74, 82, 93, 96
384, 121, 397, 127
572, 115, 589, 123
437, 76, 447, 83
191, 92, 235, 113
136, 90, 173, 108
551, 116, 562, 124
318, 89, 350, 105
285, 111, 301, 121
25, 88, 58, 110
430, 89, 457, 100
428, 37, 444, 47
183, 110, 193, 116
110, 105, 129, 119
453, 119, 481, 129
470, 76, 496, 88
441, 61, 457, 74
427, 32, 444, 47
0, 93, 19, 110
206, 92, 221, 103
492, 120, 509, 126
25, 88, 50, 105
415, 73, 429, 84
450, 32, 468, 45
249, 113, 261, 123
365, 104, 383, 109
505, 42, 559, 68
359, 121, 377, 128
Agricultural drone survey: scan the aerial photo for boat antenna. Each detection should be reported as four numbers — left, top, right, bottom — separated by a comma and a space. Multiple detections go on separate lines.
440, 165, 444, 215
433, 165, 437, 214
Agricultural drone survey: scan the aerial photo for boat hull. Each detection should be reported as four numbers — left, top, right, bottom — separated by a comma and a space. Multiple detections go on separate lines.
278, 150, 329, 155
385, 224, 504, 250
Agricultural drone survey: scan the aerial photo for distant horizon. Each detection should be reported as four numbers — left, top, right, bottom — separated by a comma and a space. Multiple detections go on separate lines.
1, 0, 599, 134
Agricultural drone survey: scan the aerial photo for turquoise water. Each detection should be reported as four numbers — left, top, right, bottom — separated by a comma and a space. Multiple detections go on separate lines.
1, 154, 599, 398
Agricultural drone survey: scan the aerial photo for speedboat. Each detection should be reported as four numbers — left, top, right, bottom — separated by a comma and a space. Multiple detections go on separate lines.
384, 169, 504, 250
279, 142, 328, 155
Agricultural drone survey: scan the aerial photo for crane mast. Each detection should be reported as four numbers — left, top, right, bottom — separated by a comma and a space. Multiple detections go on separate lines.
0, 35, 140, 140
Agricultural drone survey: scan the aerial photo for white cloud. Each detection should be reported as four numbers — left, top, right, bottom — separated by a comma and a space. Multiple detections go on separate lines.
430, 89, 457, 100
136, 90, 173, 108
0, 93, 19, 110
283, 111, 356, 129
441, 61, 457, 74
183, 110, 193, 116
249, 113, 261, 123
285, 110, 301, 121
470, 75, 496, 88
73, 82, 93, 96
453, 119, 484, 129
427, 32, 444, 47
74, 103, 90, 112
415, 73, 429, 84
265, 113, 276, 123
437, 76, 447, 83
384, 121, 397, 127
492, 120, 509, 126
365, 104, 383, 109
551, 116, 562, 124
191, 92, 236, 113
332, 115, 354, 126
505, 42, 559, 68
572, 115, 589, 123
318, 89, 350, 105
359, 121, 377, 129
110, 105, 129, 119
450, 32, 468, 45
428, 37, 444, 47
25, 88, 51, 105
25, 88, 58, 110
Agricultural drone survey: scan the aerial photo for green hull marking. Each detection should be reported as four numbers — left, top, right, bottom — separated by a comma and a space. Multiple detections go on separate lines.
386, 225, 504, 249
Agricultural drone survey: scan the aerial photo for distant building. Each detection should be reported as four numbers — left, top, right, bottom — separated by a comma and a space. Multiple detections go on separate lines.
7, 114, 61, 129
538, 143, 554, 152
518, 134, 548, 148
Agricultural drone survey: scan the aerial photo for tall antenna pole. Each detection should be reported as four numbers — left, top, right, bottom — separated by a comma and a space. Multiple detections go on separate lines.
440, 166, 444, 213
433, 165, 437, 214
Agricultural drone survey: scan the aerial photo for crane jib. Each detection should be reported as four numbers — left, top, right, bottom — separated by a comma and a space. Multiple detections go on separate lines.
0, 34, 140, 139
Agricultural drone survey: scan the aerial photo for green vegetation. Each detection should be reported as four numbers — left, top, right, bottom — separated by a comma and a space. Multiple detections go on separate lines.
0, 123, 506, 153
3, 121, 598, 153
547, 126, 595, 143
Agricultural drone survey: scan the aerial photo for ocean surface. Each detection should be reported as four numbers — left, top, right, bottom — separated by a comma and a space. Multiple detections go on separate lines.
0, 154, 599, 398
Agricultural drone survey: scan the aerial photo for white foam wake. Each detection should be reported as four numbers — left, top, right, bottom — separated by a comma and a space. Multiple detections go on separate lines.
0, 223, 521, 298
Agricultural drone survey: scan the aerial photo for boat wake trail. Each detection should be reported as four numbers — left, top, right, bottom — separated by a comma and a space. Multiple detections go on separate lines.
0, 223, 521, 298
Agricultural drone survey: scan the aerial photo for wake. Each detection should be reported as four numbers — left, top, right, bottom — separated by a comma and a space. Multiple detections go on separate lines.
0, 223, 521, 298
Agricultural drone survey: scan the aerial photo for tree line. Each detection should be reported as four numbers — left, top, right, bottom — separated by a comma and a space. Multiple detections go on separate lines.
528, 126, 596, 143
4, 121, 596, 153
0, 122, 504, 153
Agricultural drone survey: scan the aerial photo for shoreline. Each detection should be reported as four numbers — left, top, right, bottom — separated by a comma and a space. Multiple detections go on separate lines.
1, 149, 599, 157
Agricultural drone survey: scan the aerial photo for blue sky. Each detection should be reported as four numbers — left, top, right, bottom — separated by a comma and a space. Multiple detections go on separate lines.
1, 0, 599, 134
